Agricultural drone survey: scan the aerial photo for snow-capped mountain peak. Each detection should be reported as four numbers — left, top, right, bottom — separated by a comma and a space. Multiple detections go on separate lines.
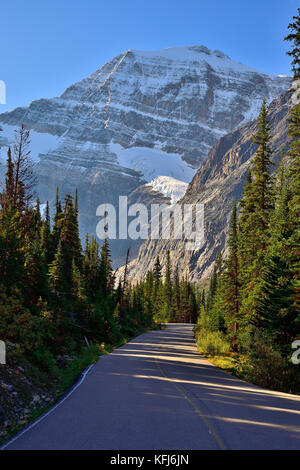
0, 45, 291, 264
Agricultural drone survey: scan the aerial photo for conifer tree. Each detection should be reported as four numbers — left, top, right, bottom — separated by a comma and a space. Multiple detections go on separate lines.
2, 147, 14, 206
57, 193, 83, 287
163, 250, 173, 319
153, 256, 162, 302
48, 240, 65, 294
12, 124, 36, 209
22, 236, 48, 308
285, 8, 300, 79
71, 258, 86, 306
83, 235, 100, 301
99, 238, 113, 297
223, 203, 240, 350
50, 188, 64, 261
41, 201, 51, 264
172, 266, 181, 322
238, 101, 274, 329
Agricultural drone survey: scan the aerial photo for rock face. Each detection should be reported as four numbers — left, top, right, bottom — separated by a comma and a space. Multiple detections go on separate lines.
0, 46, 291, 264
126, 88, 293, 282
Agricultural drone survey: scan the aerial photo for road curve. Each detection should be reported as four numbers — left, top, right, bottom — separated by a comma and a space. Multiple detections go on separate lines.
2, 324, 300, 450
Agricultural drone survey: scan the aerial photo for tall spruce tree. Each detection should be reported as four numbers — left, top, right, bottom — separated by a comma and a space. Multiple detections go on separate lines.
238, 100, 274, 330
285, 8, 300, 79
223, 202, 240, 350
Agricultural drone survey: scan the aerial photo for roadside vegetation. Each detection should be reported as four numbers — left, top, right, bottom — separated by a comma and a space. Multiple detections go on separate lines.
194, 12, 300, 395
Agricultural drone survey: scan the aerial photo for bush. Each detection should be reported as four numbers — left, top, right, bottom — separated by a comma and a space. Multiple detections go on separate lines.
31, 348, 57, 374
0, 288, 53, 358
247, 329, 300, 394
195, 327, 230, 356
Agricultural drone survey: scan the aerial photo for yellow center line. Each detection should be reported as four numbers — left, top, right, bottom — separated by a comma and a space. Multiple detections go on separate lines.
155, 358, 227, 450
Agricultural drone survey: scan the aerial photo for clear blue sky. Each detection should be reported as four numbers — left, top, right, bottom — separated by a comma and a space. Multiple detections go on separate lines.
0, 0, 298, 112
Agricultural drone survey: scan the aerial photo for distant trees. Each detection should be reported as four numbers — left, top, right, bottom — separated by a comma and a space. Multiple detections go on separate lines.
137, 252, 199, 324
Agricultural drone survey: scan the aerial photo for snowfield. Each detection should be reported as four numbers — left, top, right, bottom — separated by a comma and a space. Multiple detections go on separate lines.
146, 176, 189, 204
109, 141, 196, 183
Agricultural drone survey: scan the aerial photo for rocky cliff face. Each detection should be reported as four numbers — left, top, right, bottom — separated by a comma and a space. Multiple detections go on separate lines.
0, 46, 290, 265
126, 88, 293, 282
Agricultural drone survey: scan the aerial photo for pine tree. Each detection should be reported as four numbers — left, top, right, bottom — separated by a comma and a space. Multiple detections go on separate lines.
163, 250, 173, 319
83, 235, 100, 301
153, 256, 162, 302
71, 258, 86, 306
99, 238, 113, 297
22, 235, 48, 308
41, 201, 51, 264
238, 100, 274, 329
254, 158, 298, 356
223, 202, 240, 350
48, 240, 65, 294
50, 188, 64, 261
2, 147, 14, 207
12, 124, 36, 209
57, 193, 83, 287
0, 207, 24, 289
285, 7, 300, 79
207, 252, 223, 309
172, 265, 181, 322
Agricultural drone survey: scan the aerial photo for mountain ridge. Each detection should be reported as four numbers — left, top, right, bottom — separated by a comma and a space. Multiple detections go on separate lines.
0, 45, 291, 265
125, 87, 293, 282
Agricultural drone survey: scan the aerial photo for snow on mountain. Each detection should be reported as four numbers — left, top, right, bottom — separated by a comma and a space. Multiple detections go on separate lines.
146, 176, 188, 204
0, 123, 61, 163
0, 45, 291, 264
109, 142, 195, 183
128, 89, 293, 282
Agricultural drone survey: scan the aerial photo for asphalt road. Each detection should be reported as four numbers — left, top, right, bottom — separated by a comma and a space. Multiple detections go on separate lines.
2, 324, 300, 450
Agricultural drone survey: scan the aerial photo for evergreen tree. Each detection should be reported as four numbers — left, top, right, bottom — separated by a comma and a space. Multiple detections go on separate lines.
223, 203, 240, 350
238, 100, 274, 328
285, 7, 300, 79
172, 265, 181, 322
99, 238, 113, 297
56, 193, 83, 288
163, 250, 173, 319
2, 147, 14, 207
12, 124, 36, 209
50, 188, 64, 261
48, 240, 65, 294
41, 201, 51, 264
83, 235, 100, 301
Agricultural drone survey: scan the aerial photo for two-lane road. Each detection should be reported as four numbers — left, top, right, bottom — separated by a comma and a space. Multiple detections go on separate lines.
2, 324, 300, 449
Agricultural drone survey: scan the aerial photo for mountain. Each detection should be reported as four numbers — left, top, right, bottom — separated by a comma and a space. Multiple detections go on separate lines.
126, 87, 293, 282
0, 46, 291, 264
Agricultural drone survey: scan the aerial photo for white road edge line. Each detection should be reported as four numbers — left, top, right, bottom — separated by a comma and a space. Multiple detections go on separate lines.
0, 363, 95, 450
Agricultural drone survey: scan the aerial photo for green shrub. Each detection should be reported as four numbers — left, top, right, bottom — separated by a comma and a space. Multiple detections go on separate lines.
57, 345, 101, 393
195, 327, 230, 356
247, 330, 300, 394
32, 348, 57, 374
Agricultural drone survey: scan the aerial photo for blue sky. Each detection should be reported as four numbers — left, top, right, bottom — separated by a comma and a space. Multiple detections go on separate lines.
0, 0, 298, 112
